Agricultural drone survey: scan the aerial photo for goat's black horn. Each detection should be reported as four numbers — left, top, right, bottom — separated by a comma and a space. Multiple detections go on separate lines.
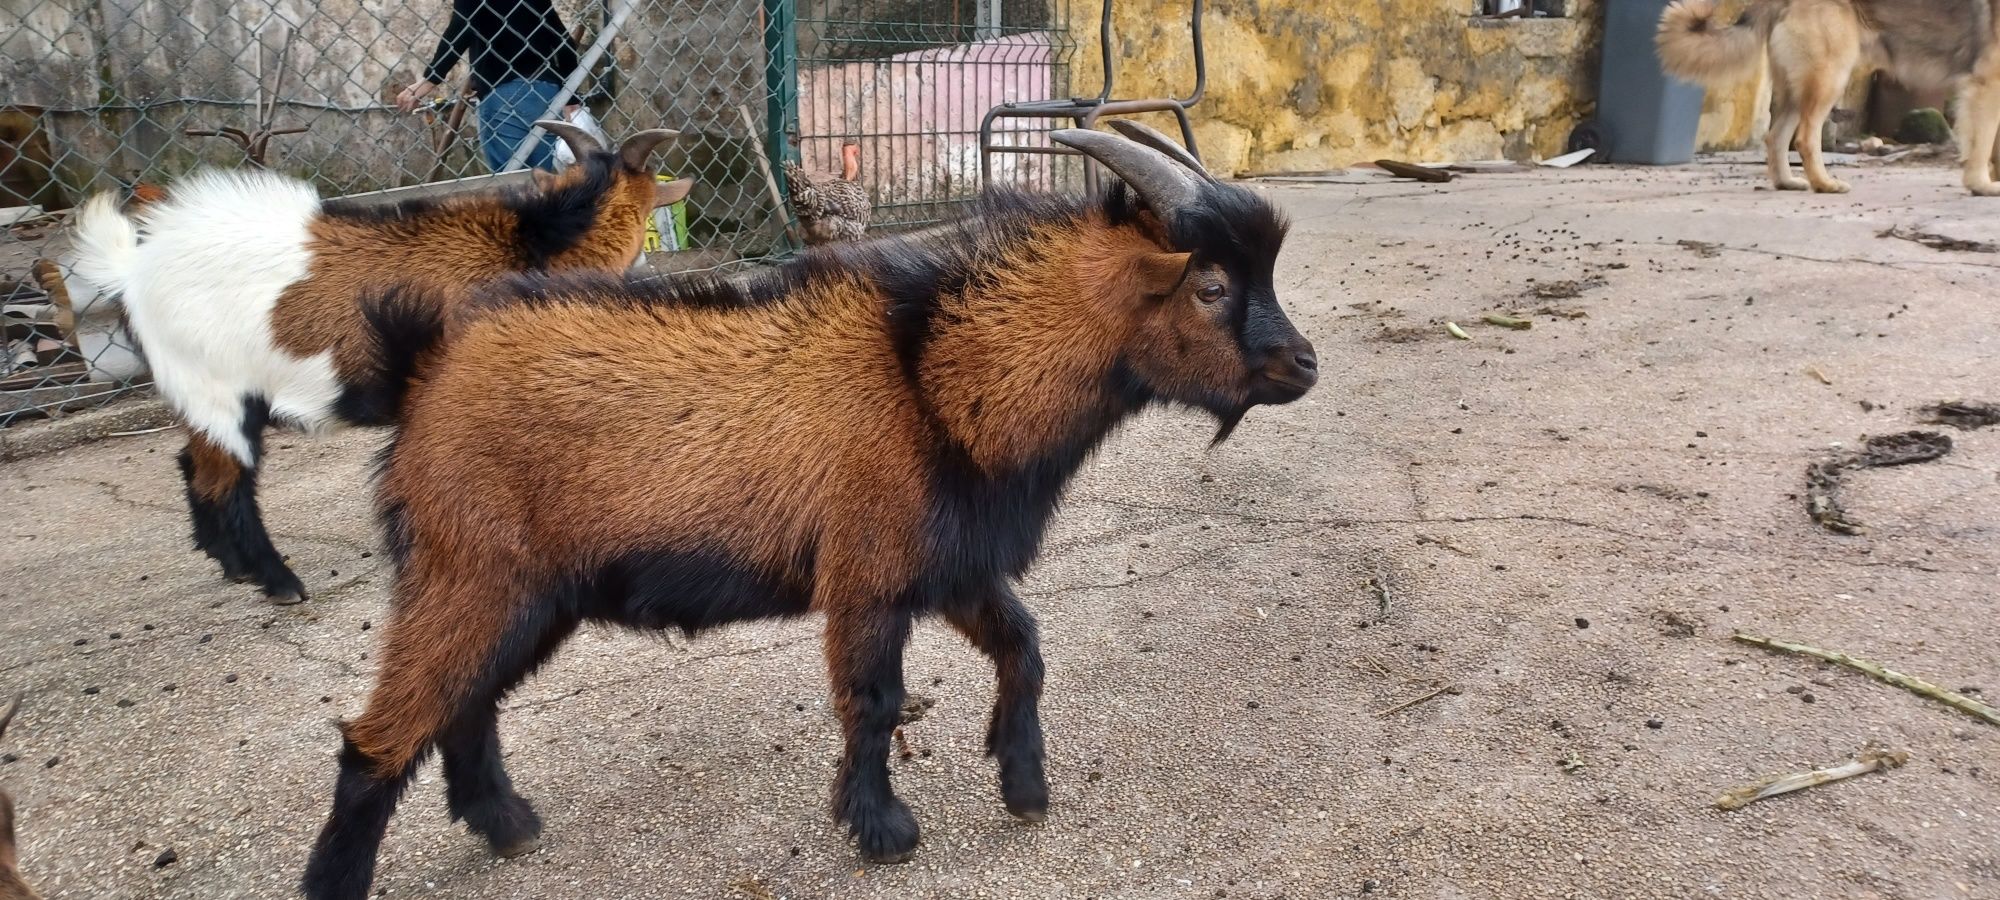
532, 119, 605, 162
1106, 119, 1216, 183
617, 128, 682, 171
1051, 127, 1202, 218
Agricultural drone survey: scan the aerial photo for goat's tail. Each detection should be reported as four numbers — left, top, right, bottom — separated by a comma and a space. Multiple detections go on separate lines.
1656, 0, 1778, 87
340, 286, 450, 427
65, 191, 142, 306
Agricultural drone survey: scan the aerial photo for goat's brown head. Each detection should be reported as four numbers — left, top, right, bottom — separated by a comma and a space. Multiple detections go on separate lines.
1055, 122, 1317, 442
528, 120, 694, 269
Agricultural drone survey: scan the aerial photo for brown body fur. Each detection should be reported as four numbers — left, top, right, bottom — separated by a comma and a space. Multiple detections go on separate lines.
0, 696, 37, 900
1659, 0, 2000, 195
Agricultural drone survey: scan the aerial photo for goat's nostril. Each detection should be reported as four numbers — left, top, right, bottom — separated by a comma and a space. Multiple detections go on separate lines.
1294, 351, 1319, 371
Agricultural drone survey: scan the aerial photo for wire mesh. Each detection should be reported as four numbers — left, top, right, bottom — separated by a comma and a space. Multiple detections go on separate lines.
0, 0, 1077, 427
795, 0, 1079, 228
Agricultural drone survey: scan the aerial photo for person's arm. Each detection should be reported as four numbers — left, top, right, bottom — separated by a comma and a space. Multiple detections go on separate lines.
422, 0, 474, 85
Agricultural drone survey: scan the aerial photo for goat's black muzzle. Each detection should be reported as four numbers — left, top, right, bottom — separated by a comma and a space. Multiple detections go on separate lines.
1244, 298, 1317, 405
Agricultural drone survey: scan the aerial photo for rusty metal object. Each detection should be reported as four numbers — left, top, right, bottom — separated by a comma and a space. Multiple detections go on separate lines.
182, 26, 306, 168
977, 0, 1207, 192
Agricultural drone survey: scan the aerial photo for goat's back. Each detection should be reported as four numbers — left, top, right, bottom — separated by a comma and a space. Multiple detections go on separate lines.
384, 282, 933, 593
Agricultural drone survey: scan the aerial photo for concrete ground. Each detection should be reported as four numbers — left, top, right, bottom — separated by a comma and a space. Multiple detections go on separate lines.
2, 157, 1997, 900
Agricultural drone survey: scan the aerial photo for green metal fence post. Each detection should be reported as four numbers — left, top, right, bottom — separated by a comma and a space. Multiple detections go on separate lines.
763, 0, 800, 251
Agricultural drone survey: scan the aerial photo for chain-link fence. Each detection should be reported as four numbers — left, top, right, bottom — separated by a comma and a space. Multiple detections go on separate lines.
0, 0, 1077, 427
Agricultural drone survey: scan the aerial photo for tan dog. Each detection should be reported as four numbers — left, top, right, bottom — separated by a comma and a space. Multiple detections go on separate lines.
1657, 0, 2000, 195
0, 695, 37, 900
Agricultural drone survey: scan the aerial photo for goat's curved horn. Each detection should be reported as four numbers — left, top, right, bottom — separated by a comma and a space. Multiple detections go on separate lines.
532, 119, 605, 161
618, 128, 682, 171
1051, 128, 1201, 217
1106, 119, 1216, 183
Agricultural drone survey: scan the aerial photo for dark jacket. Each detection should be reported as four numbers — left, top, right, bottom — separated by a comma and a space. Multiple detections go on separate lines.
423, 0, 579, 93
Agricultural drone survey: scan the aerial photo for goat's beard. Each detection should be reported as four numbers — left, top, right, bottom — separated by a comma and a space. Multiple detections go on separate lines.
1208, 406, 1250, 447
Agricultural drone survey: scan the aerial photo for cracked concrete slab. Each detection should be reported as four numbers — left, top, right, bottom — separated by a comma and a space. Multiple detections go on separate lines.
1, 160, 1996, 899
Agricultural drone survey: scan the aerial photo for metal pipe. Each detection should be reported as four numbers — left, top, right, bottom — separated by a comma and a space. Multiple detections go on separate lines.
1180, 0, 1206, 106
500, 0, 639, 173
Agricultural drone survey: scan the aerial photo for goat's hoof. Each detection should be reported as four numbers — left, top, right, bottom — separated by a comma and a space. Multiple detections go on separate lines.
1002, 781, 1049, 822
494, 835, 541, 859
864, 845, 917, 865
262, 571, 309, 605
851, 800, 920, 864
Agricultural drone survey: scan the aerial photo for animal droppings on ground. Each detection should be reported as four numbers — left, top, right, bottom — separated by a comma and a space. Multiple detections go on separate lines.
1918, 400, 2000, 430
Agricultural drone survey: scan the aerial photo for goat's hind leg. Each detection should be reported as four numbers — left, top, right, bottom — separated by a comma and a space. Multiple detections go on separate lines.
944, 582, 1048, 821
438, 606, 580, 859
301, 569, 557, 899
300, 729, 425, 900
178, 432, 252, 581
178, 410, 307, 604
441, 704, 544, 858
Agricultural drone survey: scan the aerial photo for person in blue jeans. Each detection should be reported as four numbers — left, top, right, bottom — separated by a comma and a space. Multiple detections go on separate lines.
396, 0, 579, 172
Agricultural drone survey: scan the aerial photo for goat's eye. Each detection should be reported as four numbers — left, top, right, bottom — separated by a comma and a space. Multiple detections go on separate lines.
1197, 284, 1226, 304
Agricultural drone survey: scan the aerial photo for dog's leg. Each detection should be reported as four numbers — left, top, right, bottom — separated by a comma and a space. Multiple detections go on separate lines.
1795, 69, 1852, 194
1959, 75, 2000, 196
1989, 120, 2000, 183
1765, 83, 1809, 191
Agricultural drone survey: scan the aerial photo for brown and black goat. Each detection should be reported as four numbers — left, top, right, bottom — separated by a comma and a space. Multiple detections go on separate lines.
0, 695, 37, 900
65, 123, 694, 605
299, 121, 1318, 900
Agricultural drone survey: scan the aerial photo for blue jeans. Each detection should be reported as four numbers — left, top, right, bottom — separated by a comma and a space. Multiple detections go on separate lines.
478, 79, 563, 172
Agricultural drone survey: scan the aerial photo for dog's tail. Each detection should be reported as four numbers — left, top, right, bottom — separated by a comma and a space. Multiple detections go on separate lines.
1656, 0, 1778, 87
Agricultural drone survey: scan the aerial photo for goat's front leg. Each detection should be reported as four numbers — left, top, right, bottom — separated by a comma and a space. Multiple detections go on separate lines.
824, 604, 919, 863
945, 581, 1047, 821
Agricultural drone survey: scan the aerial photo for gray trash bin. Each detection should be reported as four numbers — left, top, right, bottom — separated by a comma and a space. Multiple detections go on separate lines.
1593, 0, 1707, 164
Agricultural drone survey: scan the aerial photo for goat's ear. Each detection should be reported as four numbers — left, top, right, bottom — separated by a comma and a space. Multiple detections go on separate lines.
652, 178, 694, 208
1134, 251, 1193, 298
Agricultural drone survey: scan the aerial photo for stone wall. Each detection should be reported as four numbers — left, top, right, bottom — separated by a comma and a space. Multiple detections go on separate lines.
1077, 0, 1767, 176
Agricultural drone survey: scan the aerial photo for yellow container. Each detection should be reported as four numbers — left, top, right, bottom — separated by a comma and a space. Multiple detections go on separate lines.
643, 173, 690, 253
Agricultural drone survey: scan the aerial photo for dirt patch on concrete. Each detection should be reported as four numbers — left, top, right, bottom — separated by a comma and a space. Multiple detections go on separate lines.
1806, 431, 1953, 535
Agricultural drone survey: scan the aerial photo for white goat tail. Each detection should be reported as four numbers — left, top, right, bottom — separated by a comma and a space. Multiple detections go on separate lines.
66, 191, 141, 303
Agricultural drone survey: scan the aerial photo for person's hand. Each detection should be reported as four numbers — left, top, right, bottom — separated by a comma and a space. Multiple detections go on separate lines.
396, 80, 439, 113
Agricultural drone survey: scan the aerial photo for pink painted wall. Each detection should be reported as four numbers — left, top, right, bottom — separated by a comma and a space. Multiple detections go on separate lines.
797, 32, 1061, 217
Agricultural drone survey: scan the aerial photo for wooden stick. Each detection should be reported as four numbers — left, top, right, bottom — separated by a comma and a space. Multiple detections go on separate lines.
1374, 159, 1453, 183
1733, 632, 2000, 727
1482, 313, 1533, 330
738, 103, 800, 247
1715, 745, 1908, 810
1376, 683, 1454, 717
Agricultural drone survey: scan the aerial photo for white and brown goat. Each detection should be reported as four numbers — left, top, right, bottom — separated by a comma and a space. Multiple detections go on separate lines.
64, 124, 693, 604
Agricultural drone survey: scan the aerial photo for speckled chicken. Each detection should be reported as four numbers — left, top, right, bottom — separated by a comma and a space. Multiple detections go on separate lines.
782, 143, 870, 245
